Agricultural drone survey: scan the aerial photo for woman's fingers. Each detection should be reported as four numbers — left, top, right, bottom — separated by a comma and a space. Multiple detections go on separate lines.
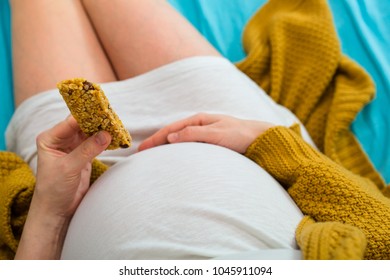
66, 131, 111, 172
138, 113, 277, 154
34, 118, 112, 221
167, 125, 220, 144
46, 116, 81, 141
138, 113, 220, 151
37, 116, 87, 152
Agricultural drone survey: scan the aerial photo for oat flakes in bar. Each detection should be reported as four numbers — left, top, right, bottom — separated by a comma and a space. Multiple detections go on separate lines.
57, 78, 132, 150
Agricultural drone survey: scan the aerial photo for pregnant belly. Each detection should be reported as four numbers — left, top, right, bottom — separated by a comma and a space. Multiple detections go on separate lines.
61, 142, 303, 259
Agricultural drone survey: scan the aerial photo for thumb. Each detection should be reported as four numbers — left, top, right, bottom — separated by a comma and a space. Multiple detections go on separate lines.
67, 131, 111, 171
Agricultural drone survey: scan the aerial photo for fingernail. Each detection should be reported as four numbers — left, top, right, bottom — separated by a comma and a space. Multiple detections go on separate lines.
168, 133, 178, 143
95, 131, 108, 145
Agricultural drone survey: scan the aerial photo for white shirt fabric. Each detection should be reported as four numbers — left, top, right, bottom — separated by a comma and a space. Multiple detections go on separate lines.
61, 143, 304, 259
6, 56, 314, 259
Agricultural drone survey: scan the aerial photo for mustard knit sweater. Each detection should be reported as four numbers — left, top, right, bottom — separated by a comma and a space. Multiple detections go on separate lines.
1, 0, 389, 260
236, 0, 390, 259
245, 126, 390, 259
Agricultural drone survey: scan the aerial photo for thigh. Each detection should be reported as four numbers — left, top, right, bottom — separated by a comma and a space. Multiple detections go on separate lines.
81, 0, 221, 80
11, 0, 117, 107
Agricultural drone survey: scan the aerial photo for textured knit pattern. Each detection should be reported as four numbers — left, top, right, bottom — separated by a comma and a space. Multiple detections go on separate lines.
0, 152, 35, 260
295, 216, 367, 260
245, 126, 390, 259
236, 0, 386, 189
237, 0, 390, 259
0, 154, 107, 260
90, 159, 109, 185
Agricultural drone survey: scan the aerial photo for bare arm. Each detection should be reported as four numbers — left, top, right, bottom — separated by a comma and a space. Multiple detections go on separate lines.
15, 117, 111, 259
138, 113, 274, 154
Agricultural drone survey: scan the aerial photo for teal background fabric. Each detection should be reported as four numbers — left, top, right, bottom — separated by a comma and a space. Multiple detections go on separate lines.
328, 0, 390, 183
1, 0, 389, 183
0, 0, 13, 152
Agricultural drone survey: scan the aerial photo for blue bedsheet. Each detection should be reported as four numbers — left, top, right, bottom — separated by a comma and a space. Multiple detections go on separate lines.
1, 0, 389, 183
0, 0, 13, 152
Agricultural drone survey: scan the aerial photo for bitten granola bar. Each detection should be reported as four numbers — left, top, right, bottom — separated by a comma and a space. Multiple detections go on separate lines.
57, 78, 132, 150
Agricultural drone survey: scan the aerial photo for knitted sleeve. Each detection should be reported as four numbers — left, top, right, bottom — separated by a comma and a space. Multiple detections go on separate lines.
244, 126, 390, 259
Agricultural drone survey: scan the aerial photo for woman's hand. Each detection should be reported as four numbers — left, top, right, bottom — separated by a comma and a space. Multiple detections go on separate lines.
15, 116, 111, 259
138, 113, 275, 154
34, 116, 111, 218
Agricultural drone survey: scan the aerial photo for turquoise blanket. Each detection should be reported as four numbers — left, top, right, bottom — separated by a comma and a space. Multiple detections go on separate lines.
1, 0, 389, 183
0, 0, 13, 152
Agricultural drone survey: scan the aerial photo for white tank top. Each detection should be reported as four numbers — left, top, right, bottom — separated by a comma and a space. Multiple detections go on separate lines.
61, 143, 303, 259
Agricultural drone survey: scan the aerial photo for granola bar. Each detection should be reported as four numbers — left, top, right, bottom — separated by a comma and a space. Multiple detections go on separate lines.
57, 78, 132, 150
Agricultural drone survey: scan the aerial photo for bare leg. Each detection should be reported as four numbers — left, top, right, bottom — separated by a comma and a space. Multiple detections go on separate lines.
81, 0, 221, 80
11, 0, 117, 107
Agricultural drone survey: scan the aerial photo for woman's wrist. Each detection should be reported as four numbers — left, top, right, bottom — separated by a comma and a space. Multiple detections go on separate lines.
15, 196, 71, 259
